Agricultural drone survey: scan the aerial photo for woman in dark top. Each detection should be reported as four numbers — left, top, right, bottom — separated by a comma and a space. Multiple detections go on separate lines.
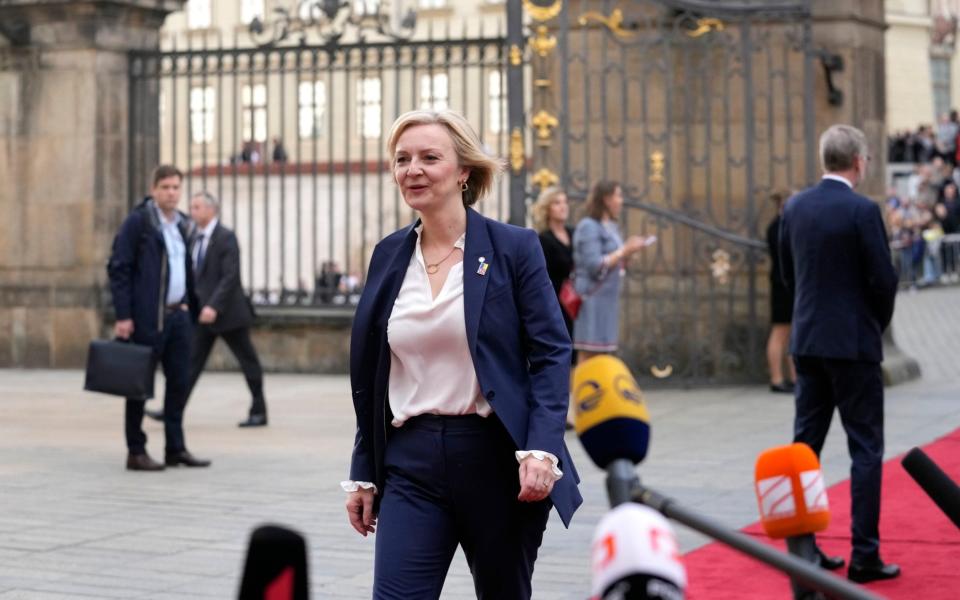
766, 190, 796, 393
531, 187, 575, 336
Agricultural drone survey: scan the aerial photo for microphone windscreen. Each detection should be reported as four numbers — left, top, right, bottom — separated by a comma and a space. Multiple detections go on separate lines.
901, 447, 960, 529
754, 443, 830, 539
573, 355, 651, 469
238, 524, 309, 600
591, 503, 686, 600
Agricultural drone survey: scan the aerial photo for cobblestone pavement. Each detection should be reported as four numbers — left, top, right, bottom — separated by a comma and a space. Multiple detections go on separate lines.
0, 287, 957, 599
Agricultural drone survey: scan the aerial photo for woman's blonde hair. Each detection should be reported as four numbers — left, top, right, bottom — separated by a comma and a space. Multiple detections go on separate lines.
386, 110, 504, 207
530, 186, 567, 232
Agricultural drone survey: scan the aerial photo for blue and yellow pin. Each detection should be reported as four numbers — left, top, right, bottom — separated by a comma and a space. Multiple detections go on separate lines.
476, 256, 489, 276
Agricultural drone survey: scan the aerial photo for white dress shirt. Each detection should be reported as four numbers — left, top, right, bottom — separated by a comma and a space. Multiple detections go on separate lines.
155, 204, 186, 305
340, 225, 562, 494
822, 174, 853, 189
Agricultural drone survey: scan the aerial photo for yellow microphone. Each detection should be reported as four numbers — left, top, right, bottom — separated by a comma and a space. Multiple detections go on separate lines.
573, 355, 651, 469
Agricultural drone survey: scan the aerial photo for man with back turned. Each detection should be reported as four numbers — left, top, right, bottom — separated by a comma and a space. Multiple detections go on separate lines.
779, 125, 900, 583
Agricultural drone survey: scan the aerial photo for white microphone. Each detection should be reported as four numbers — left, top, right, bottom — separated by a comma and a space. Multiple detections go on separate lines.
591, 503, 687, 600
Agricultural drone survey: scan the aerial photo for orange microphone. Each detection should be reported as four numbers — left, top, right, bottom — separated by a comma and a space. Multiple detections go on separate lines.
754, 443, 830, 600
754, 442, 830, 539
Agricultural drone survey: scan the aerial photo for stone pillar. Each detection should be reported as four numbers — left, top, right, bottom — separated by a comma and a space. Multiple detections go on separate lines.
0, 1, 183, 367
810, 0, 921, 384
810, 0, 888, 196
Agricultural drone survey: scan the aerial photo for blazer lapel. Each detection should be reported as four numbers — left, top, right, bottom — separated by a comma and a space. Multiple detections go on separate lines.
195, 224, 221, 277
378, 221, 420, 325
463, 208, 494, 355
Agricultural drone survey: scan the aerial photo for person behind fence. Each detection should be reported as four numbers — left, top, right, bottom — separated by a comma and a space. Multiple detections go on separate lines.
531, 186, 574, 339
342, 109, 582, 600
779, 124, 900, 583
571, 181, 651, 364
186, 191, 268, 428
107, 164, 211, 471
765, 190, 797, 394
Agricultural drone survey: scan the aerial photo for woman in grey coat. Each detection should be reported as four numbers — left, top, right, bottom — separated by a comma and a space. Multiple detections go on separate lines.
572, 181, 651, 362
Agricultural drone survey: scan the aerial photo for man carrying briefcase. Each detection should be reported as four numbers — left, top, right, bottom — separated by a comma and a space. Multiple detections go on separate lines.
107, 164, 211, 471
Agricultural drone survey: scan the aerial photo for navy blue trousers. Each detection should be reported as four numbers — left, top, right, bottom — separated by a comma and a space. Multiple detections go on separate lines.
793, 356, 884, 562
373, 414, 550, 600
125, 309, 194, 455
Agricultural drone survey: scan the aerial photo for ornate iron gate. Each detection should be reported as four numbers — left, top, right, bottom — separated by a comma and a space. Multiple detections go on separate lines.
520, 0, 817, 383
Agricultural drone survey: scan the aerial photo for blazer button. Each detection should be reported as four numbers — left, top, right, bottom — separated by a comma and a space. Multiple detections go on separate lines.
486, 390, 495, 400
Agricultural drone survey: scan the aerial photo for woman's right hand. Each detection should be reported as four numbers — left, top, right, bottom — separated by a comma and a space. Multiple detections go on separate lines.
345, 489, 377, 537
622, 235, 649, 256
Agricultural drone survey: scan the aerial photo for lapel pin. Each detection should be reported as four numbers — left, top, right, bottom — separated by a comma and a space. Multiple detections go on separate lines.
477, 257, 489, 276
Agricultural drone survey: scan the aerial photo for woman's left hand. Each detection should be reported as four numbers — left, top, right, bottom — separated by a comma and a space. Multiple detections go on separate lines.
517, 456, 556, 502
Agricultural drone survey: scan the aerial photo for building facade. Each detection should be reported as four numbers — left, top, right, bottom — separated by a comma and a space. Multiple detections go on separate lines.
886, 0, 960, 132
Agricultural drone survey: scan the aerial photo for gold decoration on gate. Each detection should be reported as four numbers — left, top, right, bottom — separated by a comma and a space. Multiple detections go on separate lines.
686, 18, 725, 38
509, 44, 523, 66
530, 25, 557, 57
509, 128, 525, 173
532, 110, 559, 145
578, 8, 636, 40
650, 364, 674, 379
649, 150, 665, 184
711, 249, 731, 285
531, 168, 559, 189
522, 0, 562, 23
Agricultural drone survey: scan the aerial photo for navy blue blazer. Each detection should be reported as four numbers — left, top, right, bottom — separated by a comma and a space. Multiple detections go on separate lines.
779, 179, 898, 363
348, 208, 583, 527
107, 197, 199, 346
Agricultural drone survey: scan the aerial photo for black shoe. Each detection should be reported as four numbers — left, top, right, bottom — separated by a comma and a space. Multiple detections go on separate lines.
165, 450, 212, 468
814, 546, 845, 571
126, 453, 165, 471
145, 408, 165, 422
238, 414, 268, 428
770, 382, 795, 394
848, 558, 900, 583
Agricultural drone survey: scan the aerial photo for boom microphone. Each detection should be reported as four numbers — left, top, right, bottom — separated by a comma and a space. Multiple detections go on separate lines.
573, 355, 651, 469
238, 524, 309, 600
591, 503, 686, 600
901, 447, 960, 529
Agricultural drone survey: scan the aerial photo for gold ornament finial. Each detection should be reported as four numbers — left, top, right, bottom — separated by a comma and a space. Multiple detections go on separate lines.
650, 150, 665, 184
530, 25, 557, 57
509, 128, 525, 173
531, 168, 559, 189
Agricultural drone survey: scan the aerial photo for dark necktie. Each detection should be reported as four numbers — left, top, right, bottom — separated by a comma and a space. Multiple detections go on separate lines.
195, 234, 206, 272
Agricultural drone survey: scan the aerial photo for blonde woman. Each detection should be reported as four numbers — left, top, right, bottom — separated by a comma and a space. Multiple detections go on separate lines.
531, 186, 574, 336
342, 110, 582, 599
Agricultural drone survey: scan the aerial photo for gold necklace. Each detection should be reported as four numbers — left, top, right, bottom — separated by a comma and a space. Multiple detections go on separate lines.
425, 246, 459, 275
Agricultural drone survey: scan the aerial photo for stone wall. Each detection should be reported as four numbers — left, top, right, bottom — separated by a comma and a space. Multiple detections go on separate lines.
0, 1, 183, 367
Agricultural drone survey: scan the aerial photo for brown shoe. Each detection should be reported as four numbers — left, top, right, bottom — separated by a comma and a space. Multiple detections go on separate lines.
126, 453, 165, 471
165, 450, 211, 468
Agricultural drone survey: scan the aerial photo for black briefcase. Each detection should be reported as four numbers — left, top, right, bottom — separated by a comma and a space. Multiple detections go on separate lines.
83, 339, 155, 400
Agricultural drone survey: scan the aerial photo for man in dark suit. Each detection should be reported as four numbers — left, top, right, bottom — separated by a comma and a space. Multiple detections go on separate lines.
186, 191, 268, 427
107, 164, 211, 471
780, 124, 900, 583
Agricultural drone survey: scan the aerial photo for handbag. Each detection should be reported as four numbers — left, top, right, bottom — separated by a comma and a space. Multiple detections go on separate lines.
558, 279, 582, 320
84, 339, 155, 400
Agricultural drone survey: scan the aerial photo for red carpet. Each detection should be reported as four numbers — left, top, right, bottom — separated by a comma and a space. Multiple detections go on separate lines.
683, 428, 960, 599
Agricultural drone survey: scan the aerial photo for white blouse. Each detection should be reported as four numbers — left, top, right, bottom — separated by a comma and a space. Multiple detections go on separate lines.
386, 228, 491, 424
341, 225, 561, 493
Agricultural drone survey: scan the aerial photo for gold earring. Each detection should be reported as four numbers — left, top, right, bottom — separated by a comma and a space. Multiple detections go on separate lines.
460, 181, 468, 192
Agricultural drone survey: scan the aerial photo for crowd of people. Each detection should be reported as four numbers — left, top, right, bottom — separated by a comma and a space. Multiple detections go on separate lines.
887, 129, 960, 287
